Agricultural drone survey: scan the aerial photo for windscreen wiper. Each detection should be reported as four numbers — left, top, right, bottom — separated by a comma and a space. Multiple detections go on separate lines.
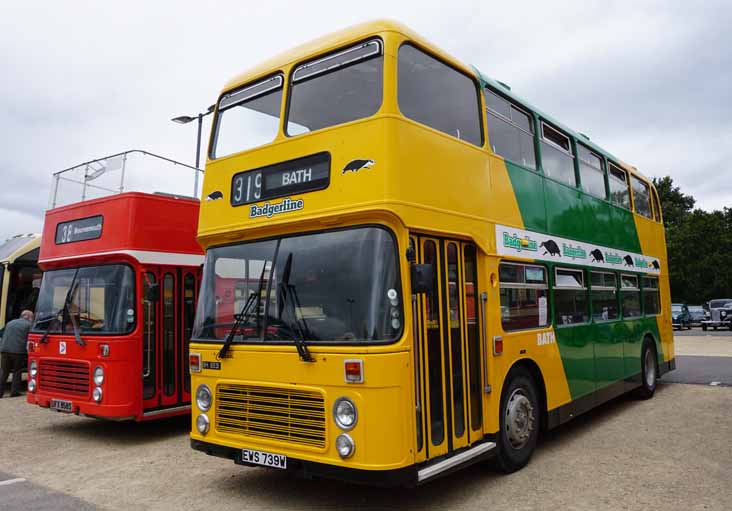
278, 253, 315, 362
38, 269, 84, 345
218, 262, 268, 359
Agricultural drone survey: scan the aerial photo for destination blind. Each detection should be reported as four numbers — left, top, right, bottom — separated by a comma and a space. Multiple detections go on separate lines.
55, 215, 104, 244
230, 152, 330, 207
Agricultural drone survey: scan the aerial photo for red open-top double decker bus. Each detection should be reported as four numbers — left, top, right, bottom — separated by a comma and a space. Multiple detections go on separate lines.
26, 151, 203, 420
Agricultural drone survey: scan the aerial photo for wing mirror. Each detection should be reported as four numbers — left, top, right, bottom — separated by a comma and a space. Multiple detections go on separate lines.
411, 263, 434, 294
145, 283, 160, 302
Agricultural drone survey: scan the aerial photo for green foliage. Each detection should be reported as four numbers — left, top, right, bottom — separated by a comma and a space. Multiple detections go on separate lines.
654, 176, 732, 303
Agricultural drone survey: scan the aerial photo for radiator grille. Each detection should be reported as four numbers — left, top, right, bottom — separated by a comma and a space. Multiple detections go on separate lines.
215, 384, 326, 448
39, 359, 90, 396
712, 309, 721, 322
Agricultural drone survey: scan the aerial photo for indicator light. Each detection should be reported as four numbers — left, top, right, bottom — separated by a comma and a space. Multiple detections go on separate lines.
190, 353, 201, 373
344, 359, 363, 383
493, 336, 504, 355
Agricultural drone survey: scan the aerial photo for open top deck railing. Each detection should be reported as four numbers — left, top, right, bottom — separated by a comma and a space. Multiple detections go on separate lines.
49, 150, 203, 209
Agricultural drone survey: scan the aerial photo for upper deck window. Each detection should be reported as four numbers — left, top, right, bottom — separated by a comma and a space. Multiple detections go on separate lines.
577, 144, 607, 199
485, 90, 536, 169
286, 39, 383, 135
631, 175, 652, 218
213, 75, 284, 159
608, 163, 631, 209
397, 44, 482, 146
540, 122, 576, 187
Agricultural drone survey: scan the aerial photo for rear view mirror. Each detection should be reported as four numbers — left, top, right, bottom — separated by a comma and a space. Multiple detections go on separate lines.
411, 263, 434, 294
145, 283, 160, 302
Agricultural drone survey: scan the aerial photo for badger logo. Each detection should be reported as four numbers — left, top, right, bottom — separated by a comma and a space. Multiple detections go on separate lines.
342, 159, 375, 174
590, 249, 605, 263
540, 240, 560, 256
651, 260, 660, 270
206, 190, 224, 201
623, 255, 634, 266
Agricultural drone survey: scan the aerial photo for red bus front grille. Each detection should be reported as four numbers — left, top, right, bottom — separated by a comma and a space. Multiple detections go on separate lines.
39, 360, 90, 396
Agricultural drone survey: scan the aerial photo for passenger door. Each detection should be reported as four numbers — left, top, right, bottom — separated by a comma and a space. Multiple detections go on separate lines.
412, 235, 484, 462
142, 268, 190, 411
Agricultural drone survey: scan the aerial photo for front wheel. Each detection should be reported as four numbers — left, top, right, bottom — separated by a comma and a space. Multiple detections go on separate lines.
495, 368, 539, 473
635, 340, 657, 399
702, 324, 708, 331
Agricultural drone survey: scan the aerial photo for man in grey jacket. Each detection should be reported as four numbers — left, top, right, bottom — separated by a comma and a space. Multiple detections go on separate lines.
0, 310, 33, 397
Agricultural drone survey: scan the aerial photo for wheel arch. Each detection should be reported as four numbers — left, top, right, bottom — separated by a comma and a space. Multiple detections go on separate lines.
504, 357, 548, 433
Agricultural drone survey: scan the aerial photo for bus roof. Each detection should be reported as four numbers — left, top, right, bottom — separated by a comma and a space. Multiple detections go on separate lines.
0, 234, 41, 264
221, 19, 474, 94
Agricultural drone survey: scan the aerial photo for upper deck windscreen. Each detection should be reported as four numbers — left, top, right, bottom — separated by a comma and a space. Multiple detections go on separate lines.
286, 39, 383, 135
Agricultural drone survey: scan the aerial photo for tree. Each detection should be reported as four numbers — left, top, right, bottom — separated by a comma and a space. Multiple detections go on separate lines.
653, 176, 695, 229
654, 176, 732, 303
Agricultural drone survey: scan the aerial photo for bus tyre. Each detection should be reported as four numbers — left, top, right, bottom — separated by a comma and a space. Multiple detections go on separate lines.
495, 368, 539, 473
635, 340, 657, 400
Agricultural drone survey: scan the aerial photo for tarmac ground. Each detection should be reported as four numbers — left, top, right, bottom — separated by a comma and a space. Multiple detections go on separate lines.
0, 333, 730, 511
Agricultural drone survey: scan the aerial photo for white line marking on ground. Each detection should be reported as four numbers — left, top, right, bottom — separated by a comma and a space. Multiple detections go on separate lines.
0, 478, 26, 486
710, 381, 722, 386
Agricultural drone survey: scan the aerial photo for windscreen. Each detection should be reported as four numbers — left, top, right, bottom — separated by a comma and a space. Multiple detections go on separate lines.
192, 227, 402, 344
671, 305, 682, 312
286, 39, 383, 135
33, 265, 136, 335
709, 300, 732, 308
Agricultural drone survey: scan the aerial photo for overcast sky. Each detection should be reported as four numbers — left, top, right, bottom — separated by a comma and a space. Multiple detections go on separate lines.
1, 1, 730, 241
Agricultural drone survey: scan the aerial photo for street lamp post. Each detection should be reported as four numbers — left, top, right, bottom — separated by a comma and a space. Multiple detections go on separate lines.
172, 105, 214, 197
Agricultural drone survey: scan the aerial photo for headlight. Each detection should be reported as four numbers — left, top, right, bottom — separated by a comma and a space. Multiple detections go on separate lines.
335, 433, 355, 459
28, 379, 36, 392
196, 384, 212, 412
722, 311, 727, 317
333, 397, 357, 430
92, 386, 103, 403
196, 414, 210, 435
93, 366, 104, 386
29, 360, 37, 377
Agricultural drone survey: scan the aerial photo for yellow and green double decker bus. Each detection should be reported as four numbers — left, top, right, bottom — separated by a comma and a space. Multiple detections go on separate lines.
189, 20, 673, 485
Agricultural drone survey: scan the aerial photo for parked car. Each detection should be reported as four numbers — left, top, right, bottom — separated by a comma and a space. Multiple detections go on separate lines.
701, 299, 732, 331
672, 303, 692, 330
687, 305, 706, 326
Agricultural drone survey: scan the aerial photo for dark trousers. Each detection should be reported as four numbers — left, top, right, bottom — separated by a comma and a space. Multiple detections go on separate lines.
0, 352, 27, 397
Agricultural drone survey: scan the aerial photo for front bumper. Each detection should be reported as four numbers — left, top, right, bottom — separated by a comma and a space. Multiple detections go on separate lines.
701, 320, 730, 327
191, 439, 417, 487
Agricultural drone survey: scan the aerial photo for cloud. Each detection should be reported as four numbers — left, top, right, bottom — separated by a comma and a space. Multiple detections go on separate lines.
0, 0, 729, 242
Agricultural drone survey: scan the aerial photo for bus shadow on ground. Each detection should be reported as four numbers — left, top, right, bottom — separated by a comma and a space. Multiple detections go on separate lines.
38, 414, 190, 446
207, 385, 669, 510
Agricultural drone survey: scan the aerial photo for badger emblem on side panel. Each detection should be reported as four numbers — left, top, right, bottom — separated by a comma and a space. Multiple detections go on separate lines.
540, 240, 561, 256
342, 159, 375, 174
590, 249, 605, 263
651, 260, 660, 270
206, 190, 224, 201
624, 255, 634, 266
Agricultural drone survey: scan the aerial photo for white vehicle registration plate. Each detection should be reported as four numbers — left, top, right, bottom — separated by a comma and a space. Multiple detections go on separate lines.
241, 448, 287, 469
50, 399, 73, 412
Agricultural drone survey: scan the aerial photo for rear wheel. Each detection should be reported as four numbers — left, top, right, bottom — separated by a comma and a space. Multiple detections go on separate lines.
702, 324, 707, 331
495, 368, 539, 473
635, 340, 657, 399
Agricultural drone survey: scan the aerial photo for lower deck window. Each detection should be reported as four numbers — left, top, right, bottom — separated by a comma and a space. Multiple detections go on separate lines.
499, 263, 548, 331
554, 268, 588, 325
621, 274, 641, 318
591, 271, 618, 321
643, 276, 660, 315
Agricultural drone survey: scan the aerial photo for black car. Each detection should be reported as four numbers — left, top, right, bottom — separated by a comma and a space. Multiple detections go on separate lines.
701, 299, 732, 331
672, 303, 692, 330
687, 305, 706, 326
